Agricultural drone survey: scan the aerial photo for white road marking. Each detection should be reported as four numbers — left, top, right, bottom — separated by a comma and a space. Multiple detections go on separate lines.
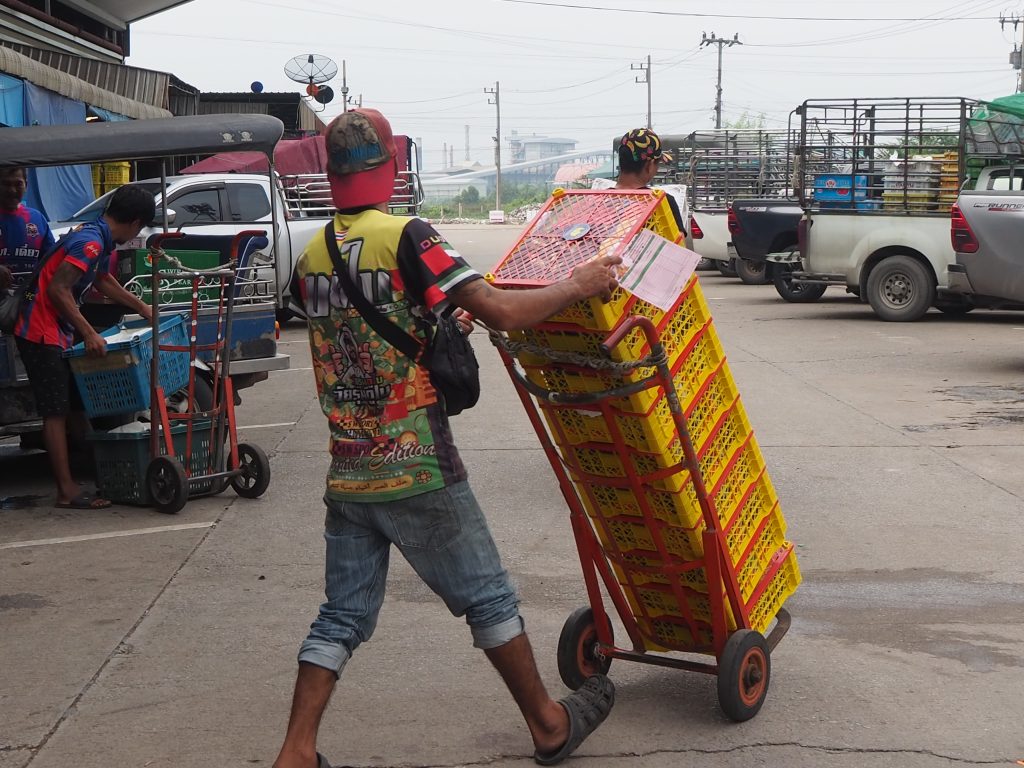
0, 522, 216, 550
238, 421, 297, 429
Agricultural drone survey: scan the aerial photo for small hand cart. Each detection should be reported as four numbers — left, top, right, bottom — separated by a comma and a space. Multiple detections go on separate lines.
487, 188, 797, 721
141, 231, 271, 514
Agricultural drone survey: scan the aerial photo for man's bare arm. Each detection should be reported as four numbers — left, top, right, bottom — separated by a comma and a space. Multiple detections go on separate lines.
46, 262, 105, 355
449, 255, 621, 331
95, 273, 152, 320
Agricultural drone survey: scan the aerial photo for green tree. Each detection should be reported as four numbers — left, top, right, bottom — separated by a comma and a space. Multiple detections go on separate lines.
724, 111, 767, 130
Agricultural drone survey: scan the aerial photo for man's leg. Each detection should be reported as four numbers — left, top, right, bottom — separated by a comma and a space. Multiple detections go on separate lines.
273, 498, 392, 768
387, 481, 596, 754
15, 338, 91, 505
273, 663, 339, 768
484, 634, 569, 754
41, 414, 81, 504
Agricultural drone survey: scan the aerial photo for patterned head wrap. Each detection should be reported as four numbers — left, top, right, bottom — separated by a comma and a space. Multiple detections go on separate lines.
620, 128, 673, 163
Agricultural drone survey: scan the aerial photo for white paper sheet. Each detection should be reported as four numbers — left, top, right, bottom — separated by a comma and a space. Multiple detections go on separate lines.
616, 229, 702, 311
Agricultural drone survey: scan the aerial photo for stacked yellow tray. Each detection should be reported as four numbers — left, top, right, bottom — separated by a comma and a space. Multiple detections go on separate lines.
491, 189, 799, 653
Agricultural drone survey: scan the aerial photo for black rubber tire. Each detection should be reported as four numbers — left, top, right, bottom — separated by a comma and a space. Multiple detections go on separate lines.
935, 300, 974, 316
146, 456, 189, 514
866, 255, 935, 322
735, 258, 770, 285
556, 607, 613, 690
696, 257, 716, 272
231, 442, 271, 498
773, 265, 827, 303
717, 629, 771, 722
716, 258, 738, 278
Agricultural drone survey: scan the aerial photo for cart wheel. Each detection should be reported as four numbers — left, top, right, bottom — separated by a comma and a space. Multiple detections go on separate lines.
146, 456, 189, 515
717, 629, 771, 722
231, 443, 271, 499
556, 607, 613, 690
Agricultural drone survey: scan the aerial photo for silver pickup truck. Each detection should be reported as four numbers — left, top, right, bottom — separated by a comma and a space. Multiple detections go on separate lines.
948, 166, 1024, 307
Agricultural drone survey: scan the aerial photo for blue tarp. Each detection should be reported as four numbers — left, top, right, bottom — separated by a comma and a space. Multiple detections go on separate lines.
0, 73, 25, 127
22, 82, 94, 221
89, 105, 130, 122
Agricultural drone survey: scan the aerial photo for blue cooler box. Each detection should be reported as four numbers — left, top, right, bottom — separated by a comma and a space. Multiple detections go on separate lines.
814, 174, 868, 203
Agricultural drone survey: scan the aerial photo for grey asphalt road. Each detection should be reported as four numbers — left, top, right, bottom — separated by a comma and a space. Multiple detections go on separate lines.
2, 222, 1023, 768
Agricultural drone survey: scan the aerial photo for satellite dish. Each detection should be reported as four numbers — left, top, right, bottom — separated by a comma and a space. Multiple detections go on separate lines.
284, 54, 338, 86
250, 81, 264, 94
313, 86, 334, 105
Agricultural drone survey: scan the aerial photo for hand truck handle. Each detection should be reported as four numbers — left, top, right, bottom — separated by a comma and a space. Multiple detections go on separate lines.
601, 315, 660, 355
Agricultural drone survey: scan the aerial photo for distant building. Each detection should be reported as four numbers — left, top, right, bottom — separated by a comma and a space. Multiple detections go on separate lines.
199, 92, 327, 137
509, 131, 577, 163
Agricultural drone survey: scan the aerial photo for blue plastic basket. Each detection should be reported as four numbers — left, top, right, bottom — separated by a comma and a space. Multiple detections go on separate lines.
65, 314, 191, 417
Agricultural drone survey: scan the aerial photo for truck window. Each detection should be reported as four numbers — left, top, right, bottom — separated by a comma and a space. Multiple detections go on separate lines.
989, 174, 1024, 191
169, 188, 224, 224
227, 183, 272, 221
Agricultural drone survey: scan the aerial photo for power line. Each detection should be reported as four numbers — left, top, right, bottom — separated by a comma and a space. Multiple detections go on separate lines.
496, 0, 1000, 22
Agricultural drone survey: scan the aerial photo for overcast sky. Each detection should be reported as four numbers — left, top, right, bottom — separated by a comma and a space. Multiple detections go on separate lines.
126, 0, 1024, 171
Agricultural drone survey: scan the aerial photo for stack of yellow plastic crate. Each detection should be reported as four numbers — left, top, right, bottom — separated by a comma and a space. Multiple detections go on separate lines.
490, 188, 799, 654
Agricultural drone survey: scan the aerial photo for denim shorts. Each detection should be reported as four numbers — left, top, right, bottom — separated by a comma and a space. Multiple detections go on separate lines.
298, 480, 524, 675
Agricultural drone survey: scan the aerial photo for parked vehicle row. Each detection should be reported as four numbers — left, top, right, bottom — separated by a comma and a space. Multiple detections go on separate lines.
723, 96, 1024, 322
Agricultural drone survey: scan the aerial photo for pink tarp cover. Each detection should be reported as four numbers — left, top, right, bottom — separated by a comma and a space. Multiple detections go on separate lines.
180, 134, 412, 177
180, 134, 329, 176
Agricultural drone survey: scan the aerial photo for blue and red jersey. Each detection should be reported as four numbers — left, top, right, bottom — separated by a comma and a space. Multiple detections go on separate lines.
0, 204, 55, 275
15, 219, 115, 349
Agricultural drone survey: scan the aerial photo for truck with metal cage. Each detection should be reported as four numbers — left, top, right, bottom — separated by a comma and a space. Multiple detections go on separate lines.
770, 97, 1021, 321
660, 130, 795, 284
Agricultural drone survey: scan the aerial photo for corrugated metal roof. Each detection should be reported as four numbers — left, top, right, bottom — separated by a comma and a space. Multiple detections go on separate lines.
3, 42, 193, 109
0, 44, 171, 118
62, 0, 196, 27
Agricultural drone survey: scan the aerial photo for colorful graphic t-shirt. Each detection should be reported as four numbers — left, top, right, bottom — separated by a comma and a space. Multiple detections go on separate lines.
15, 220, 114, 349
289, 210, 482, 502
0, 204, 55, 275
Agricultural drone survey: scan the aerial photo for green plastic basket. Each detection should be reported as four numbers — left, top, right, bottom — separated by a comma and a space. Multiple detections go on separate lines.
88, 421, 219, 505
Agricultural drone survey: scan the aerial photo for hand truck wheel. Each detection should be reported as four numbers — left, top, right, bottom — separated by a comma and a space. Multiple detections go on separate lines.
230, 442, 271, 499
556, 606, 613, 690
717, 629, 771, 722
146, 456, 189, 515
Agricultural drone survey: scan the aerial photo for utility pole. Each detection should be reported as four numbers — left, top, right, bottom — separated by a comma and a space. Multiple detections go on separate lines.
631, 55, 652, 129
340, 60, 349, 113
485, 81, 502, 211
701, 32, 741, 128
1001, 14, 1024, 93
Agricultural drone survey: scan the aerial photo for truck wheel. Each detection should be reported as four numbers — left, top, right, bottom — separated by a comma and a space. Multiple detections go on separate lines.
866, 255, 935, 322
716, 258, 738, 278
735, 258, 770, 285
773, 265, 826, 303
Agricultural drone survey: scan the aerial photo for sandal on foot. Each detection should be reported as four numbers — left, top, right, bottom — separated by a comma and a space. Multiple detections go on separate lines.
534, 674, 615, 766
56, 493, 111, 510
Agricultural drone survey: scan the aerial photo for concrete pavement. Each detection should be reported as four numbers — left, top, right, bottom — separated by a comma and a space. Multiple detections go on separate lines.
2, 223, 1022, 767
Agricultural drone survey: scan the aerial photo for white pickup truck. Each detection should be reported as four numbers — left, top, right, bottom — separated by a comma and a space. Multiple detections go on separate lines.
785, 165, 1016, 321
53, 173, 331, 319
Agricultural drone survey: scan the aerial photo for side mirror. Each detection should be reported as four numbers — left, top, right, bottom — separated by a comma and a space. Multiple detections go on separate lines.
152, 208, 176, 226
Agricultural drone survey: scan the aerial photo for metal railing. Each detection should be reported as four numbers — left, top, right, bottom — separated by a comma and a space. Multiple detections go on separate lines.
279, 171, 425, 217
654, 129, 799, 209
793, 97, 1024, 214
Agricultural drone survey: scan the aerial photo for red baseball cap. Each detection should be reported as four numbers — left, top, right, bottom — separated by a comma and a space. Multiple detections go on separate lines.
325, 108, 398, 210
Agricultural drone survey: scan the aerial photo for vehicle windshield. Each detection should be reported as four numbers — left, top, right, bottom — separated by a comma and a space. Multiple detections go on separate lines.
63, 181, 167, 223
